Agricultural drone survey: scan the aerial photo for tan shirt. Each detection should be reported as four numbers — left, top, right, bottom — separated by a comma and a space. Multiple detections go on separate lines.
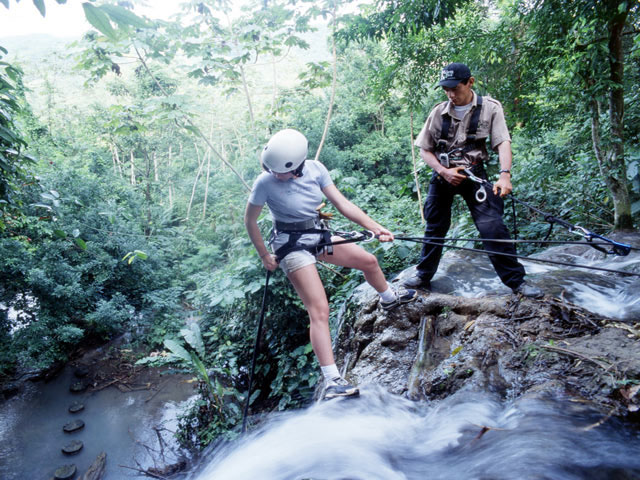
414, 91, 511, 168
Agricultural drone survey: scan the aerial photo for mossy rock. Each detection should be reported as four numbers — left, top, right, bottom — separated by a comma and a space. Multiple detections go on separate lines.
63, 419, 85, 433
68, 402, 84, 413
62, 440, 83, 455
54, 464, 76, 480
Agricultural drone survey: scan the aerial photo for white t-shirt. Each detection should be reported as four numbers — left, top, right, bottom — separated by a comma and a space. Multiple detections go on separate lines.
248, 160, 334, 223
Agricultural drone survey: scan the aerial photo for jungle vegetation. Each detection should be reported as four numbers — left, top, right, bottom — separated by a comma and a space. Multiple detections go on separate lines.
1, 0, 638, 447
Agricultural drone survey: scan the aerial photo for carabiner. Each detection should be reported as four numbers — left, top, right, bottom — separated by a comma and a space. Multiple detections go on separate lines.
363, 230, 376, 242
475, 186, 487, 203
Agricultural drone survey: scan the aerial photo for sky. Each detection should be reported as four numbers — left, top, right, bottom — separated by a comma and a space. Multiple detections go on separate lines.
0, 0, 178, 39
0, 0, 91, 38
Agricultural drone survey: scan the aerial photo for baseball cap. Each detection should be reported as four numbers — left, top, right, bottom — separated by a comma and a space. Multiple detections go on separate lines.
438, 63, 472, 88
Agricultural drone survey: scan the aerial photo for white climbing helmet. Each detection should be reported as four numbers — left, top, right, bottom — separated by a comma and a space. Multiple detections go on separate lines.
261, 129, 308, 174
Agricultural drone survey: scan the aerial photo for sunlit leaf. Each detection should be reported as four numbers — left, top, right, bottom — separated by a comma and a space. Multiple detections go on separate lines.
82, 2, 118, 41
74, 238, 87, 251
99, 4, 149, 29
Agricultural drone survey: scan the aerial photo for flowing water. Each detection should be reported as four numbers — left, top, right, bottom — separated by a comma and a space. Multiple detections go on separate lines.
425, 242, 640, 321
190, 386, 640, 480
189, 241, 640, 480
2, 240, 639, 479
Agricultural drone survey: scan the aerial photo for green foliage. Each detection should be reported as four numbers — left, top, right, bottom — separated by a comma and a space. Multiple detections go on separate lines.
2, 0, 638, 450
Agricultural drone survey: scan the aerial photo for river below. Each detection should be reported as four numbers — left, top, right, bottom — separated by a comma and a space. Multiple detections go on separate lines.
0, 348, 195, 480
189, 386, 640, 480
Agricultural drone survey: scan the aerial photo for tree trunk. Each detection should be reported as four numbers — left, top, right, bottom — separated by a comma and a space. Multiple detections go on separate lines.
187, 142, 205, 221
410, 110, 425, 223
315, 5, 338, 162
130, 151, 136, 185
604, 0, 633, 230
79, 452, 106, 480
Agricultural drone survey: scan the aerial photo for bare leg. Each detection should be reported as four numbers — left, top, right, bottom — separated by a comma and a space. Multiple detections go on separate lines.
317, 238, 389, 293
287, 264, 335, 366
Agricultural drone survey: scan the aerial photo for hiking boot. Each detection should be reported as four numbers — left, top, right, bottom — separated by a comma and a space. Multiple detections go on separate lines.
324, 377, 359, 400
380, 286, 418, 310
512, 281, 543, 299
401, 273, 431, 290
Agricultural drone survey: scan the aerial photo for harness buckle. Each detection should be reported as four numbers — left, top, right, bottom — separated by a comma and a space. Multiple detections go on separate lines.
438, 152, 450, 168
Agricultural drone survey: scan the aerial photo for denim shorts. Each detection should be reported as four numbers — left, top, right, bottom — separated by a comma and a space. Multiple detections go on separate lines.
270, 230, 324, 275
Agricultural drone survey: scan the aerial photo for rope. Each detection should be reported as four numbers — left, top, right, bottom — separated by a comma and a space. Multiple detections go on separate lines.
395, 236, 640, 249
394, 236, 640, 278
242, 269, 271, 433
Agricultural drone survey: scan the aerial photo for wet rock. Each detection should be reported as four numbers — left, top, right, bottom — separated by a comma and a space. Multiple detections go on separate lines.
1, 381, 21, 399
62, 440, 84, 455
73, 366, 90, 378
63, 419, 85, 433
70, 381, 88, 393
336, 283, 640, 416
54, 464, 76, 480
79, 452, 106, 480
68, 402, 84, 413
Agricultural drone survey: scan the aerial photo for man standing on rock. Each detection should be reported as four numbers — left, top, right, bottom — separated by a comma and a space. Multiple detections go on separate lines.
403, 62, 542, 298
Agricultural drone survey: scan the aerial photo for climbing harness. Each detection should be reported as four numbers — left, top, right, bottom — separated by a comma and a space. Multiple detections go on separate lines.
272, 220, 375, 263
436, 95, 485, 169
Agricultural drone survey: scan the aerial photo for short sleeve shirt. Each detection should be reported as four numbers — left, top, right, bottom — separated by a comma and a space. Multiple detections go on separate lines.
248, 160, 334, 223
414, 91, 511, 167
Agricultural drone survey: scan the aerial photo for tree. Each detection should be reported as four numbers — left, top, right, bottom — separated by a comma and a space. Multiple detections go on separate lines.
511, 0, 638, 230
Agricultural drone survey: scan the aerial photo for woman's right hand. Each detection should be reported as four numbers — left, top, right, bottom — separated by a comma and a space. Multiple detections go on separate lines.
261, 254, 278, 271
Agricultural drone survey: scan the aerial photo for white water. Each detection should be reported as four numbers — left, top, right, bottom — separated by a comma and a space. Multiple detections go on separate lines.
190, 387, 640, 480
427, 246, 640, 321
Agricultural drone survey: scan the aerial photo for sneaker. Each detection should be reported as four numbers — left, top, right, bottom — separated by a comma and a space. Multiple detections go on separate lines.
324, 377, 359, 400
512, 281, 543, 299
401, 273, 431, 290
380, 286, 418, 310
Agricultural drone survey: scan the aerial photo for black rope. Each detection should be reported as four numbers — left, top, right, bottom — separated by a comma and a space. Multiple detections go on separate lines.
242, 269, 271, 433
395, 236, 640, 278
396, 235, 640, 249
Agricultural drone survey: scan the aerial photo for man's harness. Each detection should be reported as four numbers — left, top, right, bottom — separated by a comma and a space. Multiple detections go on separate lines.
436, 95, 489, 203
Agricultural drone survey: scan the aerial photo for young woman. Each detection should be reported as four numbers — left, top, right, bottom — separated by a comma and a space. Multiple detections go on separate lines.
244, 129, 416, 399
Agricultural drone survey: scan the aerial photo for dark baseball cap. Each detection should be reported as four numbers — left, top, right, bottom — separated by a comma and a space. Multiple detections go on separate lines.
438, 63, 471, 88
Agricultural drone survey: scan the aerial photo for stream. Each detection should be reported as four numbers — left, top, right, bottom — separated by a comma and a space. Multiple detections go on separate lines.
0, 356, 195, 479
190, 387, 640, 480
189, 237, 640, 480
1, 237, 639, 479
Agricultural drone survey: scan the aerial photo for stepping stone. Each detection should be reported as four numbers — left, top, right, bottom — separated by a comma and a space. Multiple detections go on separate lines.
68, 402, 84, 413
69, 381, 88, 393
61, 440, 83, 455
54, 464, 76, 480
63, 419, 85, 433
73, 366, 90, 378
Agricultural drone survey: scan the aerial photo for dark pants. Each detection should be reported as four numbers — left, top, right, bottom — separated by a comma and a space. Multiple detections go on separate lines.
416, 171, 525, 289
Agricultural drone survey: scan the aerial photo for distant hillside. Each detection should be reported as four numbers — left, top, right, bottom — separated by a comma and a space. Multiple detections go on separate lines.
1, 34, 79, 62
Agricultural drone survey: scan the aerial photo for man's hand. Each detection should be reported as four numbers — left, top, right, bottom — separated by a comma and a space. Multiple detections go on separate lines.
440, 166, 467, 186
493, 174, 512, 197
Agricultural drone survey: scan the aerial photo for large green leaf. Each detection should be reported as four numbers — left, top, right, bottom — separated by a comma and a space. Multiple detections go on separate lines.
181, 323, 205, 358
99, 4, 149, 29
164, 338, 191, 363
82, 2, 118, 41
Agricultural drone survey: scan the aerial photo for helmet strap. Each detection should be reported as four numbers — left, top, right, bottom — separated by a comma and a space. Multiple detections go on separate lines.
292, 159, 306, 178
